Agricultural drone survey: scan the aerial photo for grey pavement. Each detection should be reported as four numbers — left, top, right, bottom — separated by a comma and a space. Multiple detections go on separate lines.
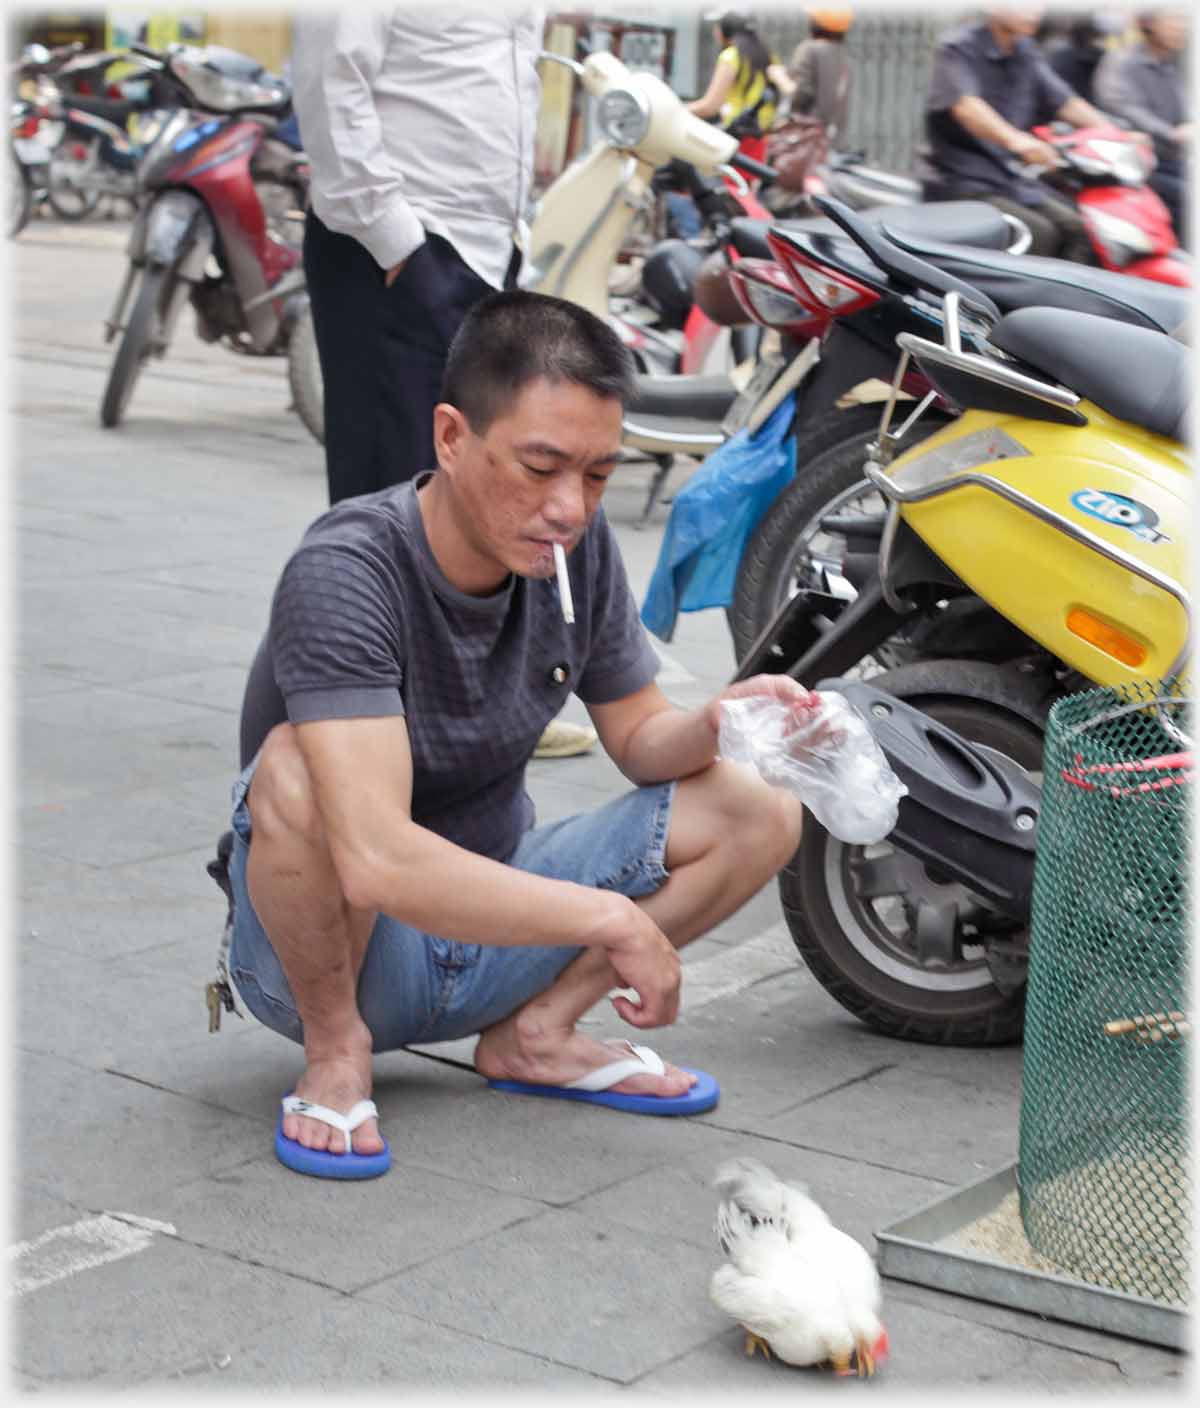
9, 210, 1189, 1396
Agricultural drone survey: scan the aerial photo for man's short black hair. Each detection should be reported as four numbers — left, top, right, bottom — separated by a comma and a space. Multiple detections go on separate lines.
441, 290, 637, 435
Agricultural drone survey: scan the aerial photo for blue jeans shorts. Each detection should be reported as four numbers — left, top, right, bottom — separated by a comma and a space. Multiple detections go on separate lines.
227, 755, 676, 1051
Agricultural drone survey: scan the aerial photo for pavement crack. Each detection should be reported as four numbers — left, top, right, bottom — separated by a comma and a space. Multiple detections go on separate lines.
766, 1061, 899, 1118
695, 1119, 956, 1186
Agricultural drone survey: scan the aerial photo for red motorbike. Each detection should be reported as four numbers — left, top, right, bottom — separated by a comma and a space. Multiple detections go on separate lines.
1029, 121, 1189, 287
100, 41, 309, 428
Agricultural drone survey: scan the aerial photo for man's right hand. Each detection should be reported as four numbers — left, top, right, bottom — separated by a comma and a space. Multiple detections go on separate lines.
384, 257, 408, 288
589, 896, 682, 1029
1010, 132, 1059, 168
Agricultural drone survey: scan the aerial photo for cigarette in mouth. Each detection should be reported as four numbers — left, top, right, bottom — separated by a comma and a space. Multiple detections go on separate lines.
553, 542, 575, 624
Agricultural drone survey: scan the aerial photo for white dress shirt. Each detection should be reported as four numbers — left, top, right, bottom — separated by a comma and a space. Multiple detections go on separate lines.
292, 6, 544, 288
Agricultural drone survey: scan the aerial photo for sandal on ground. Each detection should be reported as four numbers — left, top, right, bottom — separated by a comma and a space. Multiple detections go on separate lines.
274, 1092, 391, 1180
486, 1040, 719, 1116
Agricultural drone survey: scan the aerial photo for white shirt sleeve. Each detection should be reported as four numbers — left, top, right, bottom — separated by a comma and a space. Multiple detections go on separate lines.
291, 11, 426, 271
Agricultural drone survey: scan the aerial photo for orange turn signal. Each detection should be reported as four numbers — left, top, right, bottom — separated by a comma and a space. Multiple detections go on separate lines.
1066, 608, 1148, 667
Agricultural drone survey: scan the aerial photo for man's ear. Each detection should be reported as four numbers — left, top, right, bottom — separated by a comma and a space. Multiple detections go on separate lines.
433, 403, 471, 475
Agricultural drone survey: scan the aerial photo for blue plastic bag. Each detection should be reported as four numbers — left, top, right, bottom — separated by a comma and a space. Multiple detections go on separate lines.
640, 393, 796, 642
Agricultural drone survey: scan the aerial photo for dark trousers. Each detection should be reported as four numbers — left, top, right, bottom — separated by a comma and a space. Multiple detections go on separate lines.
303, 212, 516, 505
975, 190, 1092, 262
1148, 159, 1189, 249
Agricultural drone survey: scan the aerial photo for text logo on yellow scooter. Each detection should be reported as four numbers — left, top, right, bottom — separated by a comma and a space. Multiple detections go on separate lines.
1070, 489, 1171, 546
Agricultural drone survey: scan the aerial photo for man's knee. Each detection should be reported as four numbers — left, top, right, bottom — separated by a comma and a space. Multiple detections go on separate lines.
709, 761, 805, 874
247, 724, 324, 844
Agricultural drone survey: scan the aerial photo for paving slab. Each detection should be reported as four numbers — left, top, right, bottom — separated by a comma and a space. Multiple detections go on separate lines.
158, 1297, 615, 1390
141, 1153, 543, 1295
14, 1235, 338, 1383
361, 1206, 729, 1384
17, 934, 254, 1071
18, 784, 222, 869
19, 1050, 266, 1208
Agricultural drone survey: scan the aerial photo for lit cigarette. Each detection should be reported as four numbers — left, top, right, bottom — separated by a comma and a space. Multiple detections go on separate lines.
553, 542, 575, 624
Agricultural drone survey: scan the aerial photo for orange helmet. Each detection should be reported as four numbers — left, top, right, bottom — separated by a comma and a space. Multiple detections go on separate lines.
805, 6, 854, 32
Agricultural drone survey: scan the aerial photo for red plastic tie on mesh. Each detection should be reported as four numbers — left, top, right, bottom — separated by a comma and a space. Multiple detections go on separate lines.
1061, 751, 1194, 797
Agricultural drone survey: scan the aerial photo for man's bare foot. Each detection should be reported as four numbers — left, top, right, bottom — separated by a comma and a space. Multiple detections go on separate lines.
282, 1052, 385, 1156
474, 1013, 697, 1098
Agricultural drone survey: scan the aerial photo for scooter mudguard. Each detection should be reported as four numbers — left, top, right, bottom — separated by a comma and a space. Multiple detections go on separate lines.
817, 677, 1040, 920
130, 189, 214, 280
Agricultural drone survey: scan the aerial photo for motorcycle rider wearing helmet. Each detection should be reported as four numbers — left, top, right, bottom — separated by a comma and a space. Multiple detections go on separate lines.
785, 5, 854, 140
687, 9, 794, 164
918, 7, 1115, 260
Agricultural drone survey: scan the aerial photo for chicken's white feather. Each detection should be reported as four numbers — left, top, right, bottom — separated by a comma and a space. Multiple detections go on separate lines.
709, 1158, 886, 1370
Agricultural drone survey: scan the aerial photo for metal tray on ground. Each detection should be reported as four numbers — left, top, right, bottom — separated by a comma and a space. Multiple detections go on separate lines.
874, 1163, 1189, 1350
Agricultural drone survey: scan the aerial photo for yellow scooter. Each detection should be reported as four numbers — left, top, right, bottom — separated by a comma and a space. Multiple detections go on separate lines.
738, 196, 1190, 1047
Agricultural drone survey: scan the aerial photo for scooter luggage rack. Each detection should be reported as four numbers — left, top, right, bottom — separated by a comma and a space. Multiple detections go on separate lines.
864, 291, 1192, 741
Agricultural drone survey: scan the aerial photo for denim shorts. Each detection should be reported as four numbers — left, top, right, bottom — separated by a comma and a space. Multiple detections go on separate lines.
227, 756, 676, 1051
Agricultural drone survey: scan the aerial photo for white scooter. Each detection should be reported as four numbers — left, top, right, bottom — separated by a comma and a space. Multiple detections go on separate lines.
285, 47, 763, 486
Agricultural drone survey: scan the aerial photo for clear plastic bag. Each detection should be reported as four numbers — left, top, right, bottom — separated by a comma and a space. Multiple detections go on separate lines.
718, 692, 908, 844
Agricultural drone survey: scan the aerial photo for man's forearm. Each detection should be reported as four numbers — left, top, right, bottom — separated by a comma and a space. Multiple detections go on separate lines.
336, 817, 629, 948
1058, 94, 1107, 129
614, 704, 720, 786
950, 95, 1026, 153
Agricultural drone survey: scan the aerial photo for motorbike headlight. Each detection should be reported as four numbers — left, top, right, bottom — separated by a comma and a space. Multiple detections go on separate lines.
169, 50, 287, 113
1082, 206, 1155, 266
1086, 138, 1152, 184
595, 87, 650, 148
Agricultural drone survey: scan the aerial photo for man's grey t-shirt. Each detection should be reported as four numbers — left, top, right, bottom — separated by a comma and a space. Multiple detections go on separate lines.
238, 475, 659, 862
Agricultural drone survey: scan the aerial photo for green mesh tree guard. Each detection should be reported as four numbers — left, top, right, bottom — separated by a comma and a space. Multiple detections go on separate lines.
1018, 679, 1191, 1307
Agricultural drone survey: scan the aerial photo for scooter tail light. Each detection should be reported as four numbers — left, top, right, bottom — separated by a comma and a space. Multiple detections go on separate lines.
790, 262, 878, 312
729, 266, 820, 331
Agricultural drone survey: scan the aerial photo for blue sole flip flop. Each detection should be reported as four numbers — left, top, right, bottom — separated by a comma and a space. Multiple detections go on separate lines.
274, 1093, 391, 1180
486, 1041, 719, 1116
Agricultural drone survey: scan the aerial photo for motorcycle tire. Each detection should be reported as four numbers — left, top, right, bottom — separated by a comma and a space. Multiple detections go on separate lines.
730, 401, 953, 663
288, 307, 324, 445
780, 658, 1053, 1046
47, 138, 102, 221
100, 264, 170, 428
8, 154, 33, 239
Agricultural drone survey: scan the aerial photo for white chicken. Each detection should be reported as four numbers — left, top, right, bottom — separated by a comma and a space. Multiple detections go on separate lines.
709, 1157, 889, 1377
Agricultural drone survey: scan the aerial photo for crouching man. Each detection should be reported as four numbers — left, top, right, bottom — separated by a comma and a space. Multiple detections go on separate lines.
228, 290, 811, 1178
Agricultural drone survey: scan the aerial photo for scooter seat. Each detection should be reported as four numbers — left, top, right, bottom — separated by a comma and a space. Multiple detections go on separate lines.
627, 372, 738, 422
729, 201, 1013, 262
989, 307, 1190, 441
881, 231, 1190, 334
63, 93, 143, 125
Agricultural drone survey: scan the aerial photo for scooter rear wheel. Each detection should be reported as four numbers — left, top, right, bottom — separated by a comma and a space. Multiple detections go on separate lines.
287, 306, 324, 445
779, 660, 1051, 1046
8, 153, 32, 238
100, 264, 169, 428
47, 136, 102, 220
730, 402, 952, 663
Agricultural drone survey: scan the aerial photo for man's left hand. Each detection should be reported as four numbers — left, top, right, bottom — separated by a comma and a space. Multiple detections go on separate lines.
703, 674, 821, 736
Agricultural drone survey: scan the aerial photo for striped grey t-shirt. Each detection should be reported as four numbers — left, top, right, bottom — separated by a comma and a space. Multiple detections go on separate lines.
238, 476, 660, 862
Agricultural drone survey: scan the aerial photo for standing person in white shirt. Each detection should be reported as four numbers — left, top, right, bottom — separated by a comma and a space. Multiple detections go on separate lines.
292, 6, 597, 759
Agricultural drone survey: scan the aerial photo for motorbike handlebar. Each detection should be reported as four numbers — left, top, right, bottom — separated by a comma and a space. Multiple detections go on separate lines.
730, 151, 777, 186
